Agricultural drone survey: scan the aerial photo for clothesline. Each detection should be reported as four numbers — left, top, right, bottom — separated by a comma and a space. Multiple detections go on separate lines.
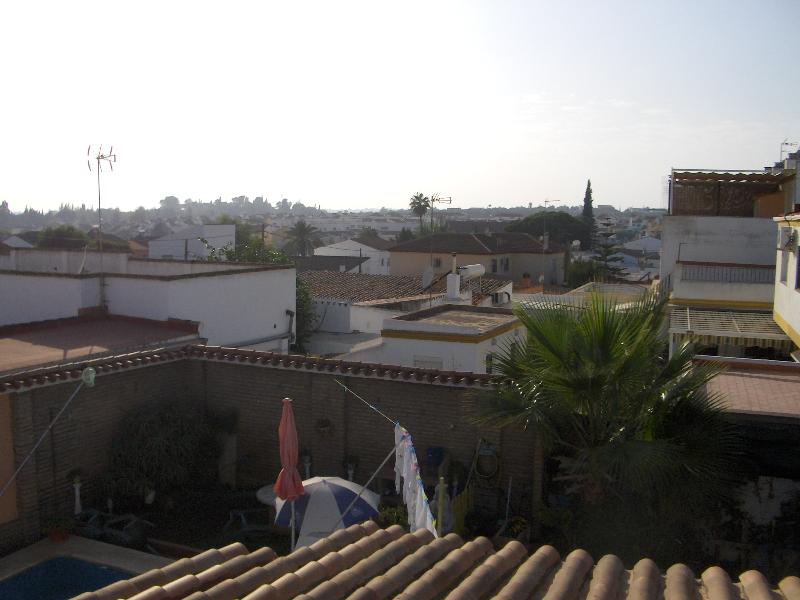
333, 378, 438, 537
333, 379, 396, 425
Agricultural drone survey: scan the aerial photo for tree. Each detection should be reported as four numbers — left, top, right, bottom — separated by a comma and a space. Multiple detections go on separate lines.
591, 223, 627, 281
395, 227, 416, 243
581, 179, 593, 221
475, 292, 742, 565
566, 258, 600, 288
409, 193, 430, 231
506, 211, 591, 249
293, 277, 316, 353
283, 220, 320, 257
37, 225, 87, 249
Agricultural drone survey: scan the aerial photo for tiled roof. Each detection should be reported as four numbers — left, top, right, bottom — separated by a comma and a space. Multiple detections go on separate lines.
298, 271, 512, 304
77, 522, 799, 600
390, 232, 560, 254
352, 233, 395, 251
0, 345, 498, 392
294, 255, 368, 272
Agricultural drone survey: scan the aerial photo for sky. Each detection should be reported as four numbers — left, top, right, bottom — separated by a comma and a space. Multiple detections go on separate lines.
1, 0, 798, 213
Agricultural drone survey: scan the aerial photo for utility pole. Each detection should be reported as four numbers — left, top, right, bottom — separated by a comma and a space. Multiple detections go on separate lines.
87, 146, 116, 309
540, 198, 550, 288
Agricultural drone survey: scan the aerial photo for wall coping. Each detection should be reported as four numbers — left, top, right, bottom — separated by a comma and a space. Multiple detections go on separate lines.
0, 344, 500, 392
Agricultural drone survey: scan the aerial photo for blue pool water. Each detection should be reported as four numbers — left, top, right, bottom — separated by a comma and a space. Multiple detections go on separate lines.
0, 556, 131, 600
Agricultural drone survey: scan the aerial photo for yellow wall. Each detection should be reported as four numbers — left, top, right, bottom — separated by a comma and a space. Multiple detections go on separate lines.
389, 252, 493, 277
0, 394, 18, 525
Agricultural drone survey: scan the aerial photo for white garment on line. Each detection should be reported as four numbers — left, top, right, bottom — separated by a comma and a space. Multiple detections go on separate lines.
393, 423, 437, 537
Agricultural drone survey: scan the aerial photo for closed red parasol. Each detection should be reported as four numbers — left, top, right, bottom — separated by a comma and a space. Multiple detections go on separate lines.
274, 398, 304, 500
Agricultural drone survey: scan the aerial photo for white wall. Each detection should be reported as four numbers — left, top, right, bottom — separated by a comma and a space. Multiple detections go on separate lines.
344, 326, 523, 373
148, 225, 235, 260
107, 268, 296, 347
774, 222, 800, 345
349, 305, 403, 333
312, 299, 352, 333
0, 273, 99, 325
314, 240, 390, 275
661, 216, 776, 288
0, 249, 128, 274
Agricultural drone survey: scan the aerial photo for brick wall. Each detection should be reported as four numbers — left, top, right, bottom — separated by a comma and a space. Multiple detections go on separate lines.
198, 361, 538, 514
0, 361, 196, 555
1, 358, 538, 555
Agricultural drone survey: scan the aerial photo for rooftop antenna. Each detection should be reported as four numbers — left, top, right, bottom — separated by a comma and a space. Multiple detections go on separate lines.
780, 139, 798, 162
87, 145, 116, 308
540, 198, 551, 288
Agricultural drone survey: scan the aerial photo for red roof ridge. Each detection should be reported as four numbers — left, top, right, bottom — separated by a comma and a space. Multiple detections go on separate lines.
0, 344, 501, 391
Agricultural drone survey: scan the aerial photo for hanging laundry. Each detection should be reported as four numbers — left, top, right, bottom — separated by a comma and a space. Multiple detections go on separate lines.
393, 423, 438, 537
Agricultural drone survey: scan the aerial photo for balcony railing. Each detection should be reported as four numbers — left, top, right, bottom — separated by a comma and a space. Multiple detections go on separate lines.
679, 262, 775, 284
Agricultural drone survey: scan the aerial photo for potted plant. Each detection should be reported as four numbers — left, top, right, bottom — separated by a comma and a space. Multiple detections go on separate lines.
43, 517, 73, 543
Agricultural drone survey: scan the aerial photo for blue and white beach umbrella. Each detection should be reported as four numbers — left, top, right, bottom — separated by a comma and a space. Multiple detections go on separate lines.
274, 476, 380, 547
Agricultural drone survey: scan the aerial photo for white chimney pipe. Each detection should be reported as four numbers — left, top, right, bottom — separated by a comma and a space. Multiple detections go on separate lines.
447, 272, 461, 300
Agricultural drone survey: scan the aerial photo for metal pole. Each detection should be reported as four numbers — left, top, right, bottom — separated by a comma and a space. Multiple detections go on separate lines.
436, 476, 446, 536
0, 381, 84, 499
97, 162, 106, 308
331, 446, 395, 532
291, 500, 296, 551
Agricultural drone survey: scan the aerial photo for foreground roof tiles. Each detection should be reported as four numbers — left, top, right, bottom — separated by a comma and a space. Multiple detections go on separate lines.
77, 523, 798, 600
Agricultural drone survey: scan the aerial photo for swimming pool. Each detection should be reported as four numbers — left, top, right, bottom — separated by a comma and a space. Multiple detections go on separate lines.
0, 555, 131, 600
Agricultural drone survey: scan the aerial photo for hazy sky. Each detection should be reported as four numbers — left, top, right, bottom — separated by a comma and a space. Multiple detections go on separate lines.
1, 0, 798, 213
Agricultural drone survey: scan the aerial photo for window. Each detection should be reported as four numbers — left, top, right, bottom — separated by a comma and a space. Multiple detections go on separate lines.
501, 257, 510, 272
780, 250, 789, 283
432, 257, 442, 268
491, 259, 498, 273
485, 353, 494, 374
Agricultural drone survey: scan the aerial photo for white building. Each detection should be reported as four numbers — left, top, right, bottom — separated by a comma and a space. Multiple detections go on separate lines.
298, 266, 513, 357
661, 166, 796, 359
0, 248, 295, 351
344, 304, 524, 373
774, 216, 800, 356
148, 224, 235, 260
313, 233, 393, 275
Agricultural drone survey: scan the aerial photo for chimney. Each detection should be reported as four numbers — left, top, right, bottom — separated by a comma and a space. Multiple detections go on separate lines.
447, 272, 461, 300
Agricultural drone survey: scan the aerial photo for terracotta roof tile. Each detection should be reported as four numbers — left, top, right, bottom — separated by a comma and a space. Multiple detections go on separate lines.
297, 270, 511, 304
1, 344, 502, 392
390, 232, 560, 254
85, 524, 797, 600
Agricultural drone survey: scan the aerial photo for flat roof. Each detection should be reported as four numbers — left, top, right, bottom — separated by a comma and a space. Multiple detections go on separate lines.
385, 304, 520, 339
404, 309, 517, 333
705, 360, 800, 421
0, 315, 201, 375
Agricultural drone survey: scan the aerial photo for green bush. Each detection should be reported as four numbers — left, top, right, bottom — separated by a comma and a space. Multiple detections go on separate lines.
106, 400, 220, 508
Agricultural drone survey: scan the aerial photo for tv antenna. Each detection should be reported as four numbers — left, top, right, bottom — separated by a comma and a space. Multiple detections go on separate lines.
87, 145, 116, 307
780, 139, 798, 162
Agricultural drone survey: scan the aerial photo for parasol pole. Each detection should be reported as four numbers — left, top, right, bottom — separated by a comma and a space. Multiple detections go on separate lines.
330, 446, 395, 533
291, 500, 295, 551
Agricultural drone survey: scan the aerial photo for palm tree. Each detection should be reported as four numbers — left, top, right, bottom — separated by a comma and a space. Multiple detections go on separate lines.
284, 220, 319, 257
409, 193, 430, 231
475, 292, 741, 560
